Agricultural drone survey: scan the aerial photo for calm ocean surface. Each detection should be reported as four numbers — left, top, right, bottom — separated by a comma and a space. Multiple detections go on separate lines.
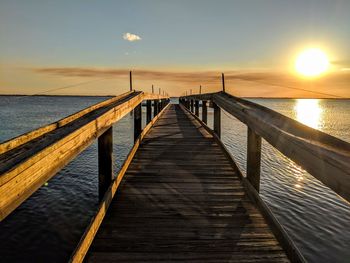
0, 96, 349, 263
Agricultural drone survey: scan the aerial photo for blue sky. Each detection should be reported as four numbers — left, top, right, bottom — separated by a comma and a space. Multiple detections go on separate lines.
0, 0, 349, 96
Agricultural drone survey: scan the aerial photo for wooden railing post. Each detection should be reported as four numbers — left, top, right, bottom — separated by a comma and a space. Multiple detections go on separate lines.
247, 127, 262, 192
146, 100, 152, 124
153, 100, 158, 117
195, 100, 199, 117
134, 103, 142, 142
98, 127, 113, 200
213, 102, 221, 138
158, 99, 162, 113
190, 100, 194, 113
202, 100, 207, 124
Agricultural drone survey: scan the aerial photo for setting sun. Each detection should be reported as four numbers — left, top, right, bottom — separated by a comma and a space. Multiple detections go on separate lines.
295, 48, 329, 77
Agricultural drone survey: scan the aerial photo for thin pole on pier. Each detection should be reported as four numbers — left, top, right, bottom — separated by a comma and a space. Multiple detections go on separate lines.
190, 89, 192, 95
152, 85, 154, 94
159, 88, 161, 95
129, 71, 133, 91
222, 73, 225, 92
199, 85, 202, 94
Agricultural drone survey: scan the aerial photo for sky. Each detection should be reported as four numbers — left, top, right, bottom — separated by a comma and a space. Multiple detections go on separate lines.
0, 0, 349, 97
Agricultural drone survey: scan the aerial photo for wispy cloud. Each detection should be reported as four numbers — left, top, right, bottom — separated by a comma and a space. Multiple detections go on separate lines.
32, 67, 350, 97
123, 32, 141, 42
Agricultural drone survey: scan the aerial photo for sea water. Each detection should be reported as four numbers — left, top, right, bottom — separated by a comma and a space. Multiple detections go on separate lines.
0, 96, 349, 263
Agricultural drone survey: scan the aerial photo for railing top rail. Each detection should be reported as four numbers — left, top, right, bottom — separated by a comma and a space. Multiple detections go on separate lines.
180, 91, 350, 203
179, 92, 217, 101
143, 92, 169, 100
0, 91, 169, 220
0, 91, 169, 155
0, 91, 134, 155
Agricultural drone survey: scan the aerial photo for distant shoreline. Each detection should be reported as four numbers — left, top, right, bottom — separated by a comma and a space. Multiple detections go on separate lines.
0, 94, 348, 99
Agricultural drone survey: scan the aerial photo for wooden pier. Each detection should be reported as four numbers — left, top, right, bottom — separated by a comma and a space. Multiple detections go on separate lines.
85, 104, 290, 262
1, 90, 349, 263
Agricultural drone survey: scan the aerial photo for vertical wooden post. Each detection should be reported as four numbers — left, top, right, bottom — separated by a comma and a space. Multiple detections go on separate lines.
153, 100, 158, 117
190, 100, 194, 113
213, 102, 221, 138
199, 85, 202, 94
222, 73, 225, 92
159, 88, 161, 95
202, 100, 207, 124
247, 127, 262, 192
98, 127, 113, 201
146, 100, 152, 124
134, 103, 142, 142
129, 71, 133, 91
152, 85, 154, 94
158, 99, 162, 113
195, 100, 199, 117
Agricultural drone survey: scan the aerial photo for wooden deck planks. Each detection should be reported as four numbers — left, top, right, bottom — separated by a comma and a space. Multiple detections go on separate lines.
85, 104, 289, 262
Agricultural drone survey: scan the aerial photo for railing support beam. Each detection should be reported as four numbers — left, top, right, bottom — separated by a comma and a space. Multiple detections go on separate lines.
158, 99, 162, 113
98, 127, 113, 201
213, 102, 221, 138
153, 100, 158, 117
146, 100, 152, 124
134, 103, 142, 142
202, 100, 207, 124
190, 100, 194, 113
247, 127, 262, 192
195, 100, 199, 117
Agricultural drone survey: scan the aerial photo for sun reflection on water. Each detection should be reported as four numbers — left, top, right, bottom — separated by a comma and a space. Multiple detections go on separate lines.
292, 99, 323, 189
295, 99, 322, 129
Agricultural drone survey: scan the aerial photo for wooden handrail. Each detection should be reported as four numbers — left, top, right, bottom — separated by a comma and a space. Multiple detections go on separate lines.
0, 91, 169, 220
180, 92, 350, 203
0, 91, 168, 155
